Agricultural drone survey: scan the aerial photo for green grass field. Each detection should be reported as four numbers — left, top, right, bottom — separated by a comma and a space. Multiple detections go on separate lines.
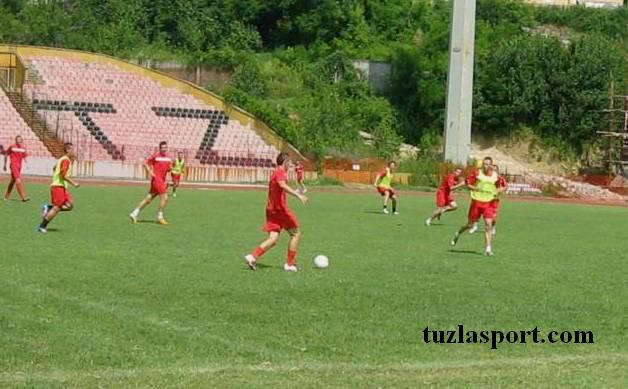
1, 183, 628, 388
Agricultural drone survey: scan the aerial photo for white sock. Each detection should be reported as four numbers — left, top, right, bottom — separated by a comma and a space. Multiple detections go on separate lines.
158, 211, 164, 219
131, 208, 139, 217
486, 245, 492, 252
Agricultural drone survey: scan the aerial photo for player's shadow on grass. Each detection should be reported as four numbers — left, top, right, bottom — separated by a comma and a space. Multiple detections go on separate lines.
44, 228, 60, 232
137, 220, 161, 225
448, 249, 484, 256
362, 210, 390, 215
241, 263, 273, 271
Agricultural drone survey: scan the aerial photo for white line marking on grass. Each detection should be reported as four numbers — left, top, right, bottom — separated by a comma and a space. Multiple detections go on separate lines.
1, 353, 626, 383
7, 281, 278, 358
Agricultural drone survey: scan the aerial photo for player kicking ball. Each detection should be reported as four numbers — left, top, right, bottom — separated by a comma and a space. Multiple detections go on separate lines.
3, 135, 31, 202
450, 157, 505, 256
374, 161, 398, 215
38, 143, 80, 233
129, 141, 172, 225
425, 167, 464, 226
245, 152, 308, 272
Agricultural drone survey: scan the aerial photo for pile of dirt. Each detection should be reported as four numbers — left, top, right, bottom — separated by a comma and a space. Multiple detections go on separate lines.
524, 172, 626, 202
469, 144, 563, 175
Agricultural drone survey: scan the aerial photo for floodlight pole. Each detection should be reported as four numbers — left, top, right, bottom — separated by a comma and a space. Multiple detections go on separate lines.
443, 0, 477, 165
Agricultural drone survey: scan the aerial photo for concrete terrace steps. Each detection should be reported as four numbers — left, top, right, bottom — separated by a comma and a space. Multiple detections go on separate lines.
5, 91, 65, 158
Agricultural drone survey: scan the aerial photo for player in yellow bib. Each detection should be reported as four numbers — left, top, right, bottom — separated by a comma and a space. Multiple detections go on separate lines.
374, 161, 398, 215
170, 151, 185, 197
38, 143, 80, 233
450, 156, 506, 256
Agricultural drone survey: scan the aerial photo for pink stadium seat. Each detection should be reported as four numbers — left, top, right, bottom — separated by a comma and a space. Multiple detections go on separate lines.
0, 91, 51, 157
22, 55, 280, 166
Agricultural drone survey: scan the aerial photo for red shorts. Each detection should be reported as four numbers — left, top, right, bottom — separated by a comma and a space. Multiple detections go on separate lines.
150, 178, 168, 196
51, 186, 72, 208
436, 190, 454, 207
264, 209, 299, 232
171, 174, 181, 186
377, 187, 396, 197
468, 200, 498, 222
10, 166, 21, 180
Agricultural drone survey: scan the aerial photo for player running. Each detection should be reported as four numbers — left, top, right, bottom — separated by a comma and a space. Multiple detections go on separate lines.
468, 164, 507, 235
374, 161, 398, 215
294, 160, 306, 193
245, 152, 308, 272
425, 167, 464, 226
450, 157, 506, 256
129, 141, 172, 225
3, 135, 30, 202
170, 151, 185, 198
38, 143, 79, 233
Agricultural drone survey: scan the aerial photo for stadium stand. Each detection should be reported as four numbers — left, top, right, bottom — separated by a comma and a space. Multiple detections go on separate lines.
0, 89, 51, 157
21, 55, 279, 166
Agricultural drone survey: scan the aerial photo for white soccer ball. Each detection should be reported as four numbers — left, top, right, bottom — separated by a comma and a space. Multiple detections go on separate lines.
313, 255, 329, 269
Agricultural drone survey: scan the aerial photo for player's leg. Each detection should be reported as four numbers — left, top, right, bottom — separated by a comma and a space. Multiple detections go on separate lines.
38, 205, 60, 232
427, 192, 445, 225
245, 231, 280, 271
430, 201, 458, 225
299, 178, 307, 193
4, 177, 15, 200
469, 220, 480, 234
451, 202, 480, 246
426, 207, 442, 226
491, 201, 500, 235
390, 191, 398, 215
38, 188, 68, 232
157, 193, 169, 224
129, 193, 154, 223
15, 177, 30, 202
60, 201, 74, 212
284, 228, 301, 272
171, 175, 180, 197
381, 190, 390, 214
484, 218, 495, 255
451, 219, 474, 246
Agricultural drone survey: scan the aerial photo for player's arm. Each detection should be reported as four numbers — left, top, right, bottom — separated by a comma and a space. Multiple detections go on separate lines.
496, 177, 508, 196
465, 174, 479, 191
373, 171, 383, 187
452, 181, 466, 190
3, 147, 9, 171
60, 160, 80, 188
279, 180, 308, 204
143, 160, 155, 178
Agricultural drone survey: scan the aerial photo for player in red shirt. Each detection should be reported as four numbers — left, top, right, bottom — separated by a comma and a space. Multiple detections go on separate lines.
425, 167, 464, 226
3, 135, 30, 202
294, 160, 306, 193
469, 164, 508, 235
245, 152, 308, 272
129, 141, 173, 225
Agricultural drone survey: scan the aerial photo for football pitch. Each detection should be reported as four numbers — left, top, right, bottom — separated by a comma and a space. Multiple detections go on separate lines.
1, 183, 627, 387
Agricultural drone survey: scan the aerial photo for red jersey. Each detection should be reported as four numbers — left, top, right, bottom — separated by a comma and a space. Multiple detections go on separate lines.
438, 173, 458, 193
6, 144, 27, 170
267, 166, 288, 212
146, 152, 172, 181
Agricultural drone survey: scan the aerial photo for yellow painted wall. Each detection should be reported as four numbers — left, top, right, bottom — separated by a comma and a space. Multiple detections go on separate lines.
0, 45, 305, 161
0, 52, 25, 89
